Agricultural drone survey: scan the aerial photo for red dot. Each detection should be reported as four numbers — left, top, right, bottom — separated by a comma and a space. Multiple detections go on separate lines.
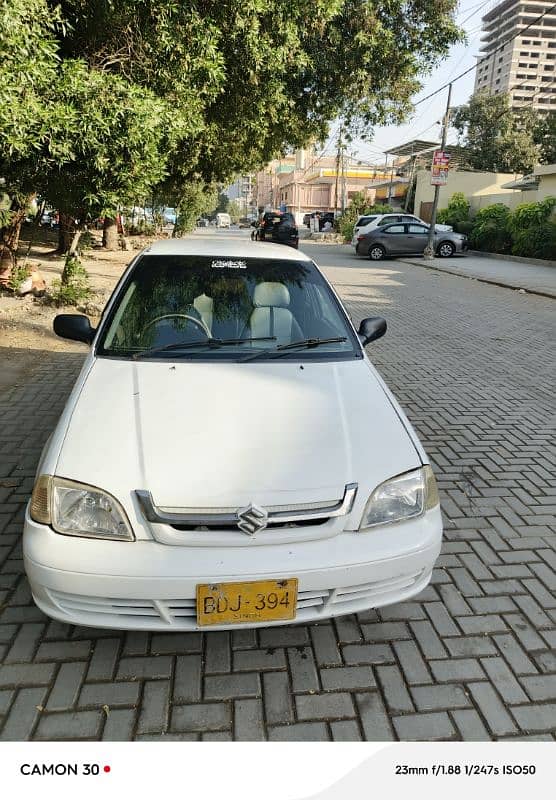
104, 766, 111, 773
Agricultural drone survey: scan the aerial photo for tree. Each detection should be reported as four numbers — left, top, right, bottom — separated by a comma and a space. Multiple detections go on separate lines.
215, 193, 230, 214
173, 183, 218, 236
0, 0, 61, 274
2, 0, 464, 274
452, 92, 538, 174
535, 111, 556, 165
51, 1, 462, 188
228, 201, 242, 223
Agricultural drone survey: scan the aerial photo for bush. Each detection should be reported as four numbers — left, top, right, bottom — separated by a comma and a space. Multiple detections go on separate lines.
128, 219, 156, 236
508, 197, 556, 259
470, 203, 512, 254
437, 192, 470, 227
511, 221, 556, 260
50, 256, 91, 306
7, 261, 30, 293
454, 220, 473, 235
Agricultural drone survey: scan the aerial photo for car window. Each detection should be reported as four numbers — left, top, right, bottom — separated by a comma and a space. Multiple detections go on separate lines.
408, 224, 429, 234
378, 215, 403, 226
355, 215, 377, 228
402, 216, 419, 223
98, 255, 359, 360
381, 224, 406, 234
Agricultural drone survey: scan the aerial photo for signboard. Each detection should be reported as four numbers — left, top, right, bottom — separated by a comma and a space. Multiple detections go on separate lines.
431, 150, 450, 186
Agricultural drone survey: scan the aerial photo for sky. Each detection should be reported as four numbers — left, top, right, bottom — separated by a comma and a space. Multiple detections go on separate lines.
348, 0, 501, 163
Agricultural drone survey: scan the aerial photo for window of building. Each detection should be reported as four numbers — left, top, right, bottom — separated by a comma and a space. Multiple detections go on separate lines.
545, 65, 555, 71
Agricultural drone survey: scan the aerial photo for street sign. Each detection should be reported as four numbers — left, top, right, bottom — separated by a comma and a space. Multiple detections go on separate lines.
431, 150, 450, 186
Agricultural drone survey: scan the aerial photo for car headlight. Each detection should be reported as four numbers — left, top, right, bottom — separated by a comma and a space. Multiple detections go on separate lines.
360, 466, 439, 530
30, 475, 134, 541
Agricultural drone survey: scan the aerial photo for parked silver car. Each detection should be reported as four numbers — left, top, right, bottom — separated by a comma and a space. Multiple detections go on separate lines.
356, 222, 468, 260
351, 213, 452, 247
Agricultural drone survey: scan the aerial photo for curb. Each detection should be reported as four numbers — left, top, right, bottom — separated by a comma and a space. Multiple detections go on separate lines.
397, 258, 556, 300
467, 250, 555, 268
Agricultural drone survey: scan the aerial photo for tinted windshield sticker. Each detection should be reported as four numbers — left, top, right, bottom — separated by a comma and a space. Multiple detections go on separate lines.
211, 259, 247, 269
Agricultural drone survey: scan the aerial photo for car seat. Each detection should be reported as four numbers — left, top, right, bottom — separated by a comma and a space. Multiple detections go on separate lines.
193, 293, 214, 335
248, 282, 302, 344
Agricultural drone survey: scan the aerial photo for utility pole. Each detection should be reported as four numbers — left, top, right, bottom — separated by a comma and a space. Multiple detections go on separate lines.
333, 126, 342, 216
424, 82, 452, 260
340, 144, 347, 213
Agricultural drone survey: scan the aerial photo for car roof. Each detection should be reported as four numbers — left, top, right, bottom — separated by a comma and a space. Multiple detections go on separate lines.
141, 238, 311, 262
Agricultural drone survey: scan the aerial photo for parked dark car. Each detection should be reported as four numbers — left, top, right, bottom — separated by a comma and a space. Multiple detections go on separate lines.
252, 211, 299, 248
356, 222, 467, 260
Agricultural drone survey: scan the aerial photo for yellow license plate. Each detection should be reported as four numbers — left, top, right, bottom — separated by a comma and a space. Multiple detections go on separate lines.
196, 578, 298, 626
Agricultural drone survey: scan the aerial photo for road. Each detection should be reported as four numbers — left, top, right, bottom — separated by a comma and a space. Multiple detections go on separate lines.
0, 230, 555, 741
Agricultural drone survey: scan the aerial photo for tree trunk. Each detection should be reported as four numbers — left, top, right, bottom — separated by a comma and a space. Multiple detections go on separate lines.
61, 230, 83, 286
103, 217, 118, 250
58, 212, 76, 254
0, 205, 27, 287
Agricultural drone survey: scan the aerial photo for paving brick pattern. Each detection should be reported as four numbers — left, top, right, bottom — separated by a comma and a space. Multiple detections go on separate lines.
0, 247, 554, 741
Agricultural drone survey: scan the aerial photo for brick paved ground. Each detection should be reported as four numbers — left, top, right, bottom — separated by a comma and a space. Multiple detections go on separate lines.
0, 241, 555, 741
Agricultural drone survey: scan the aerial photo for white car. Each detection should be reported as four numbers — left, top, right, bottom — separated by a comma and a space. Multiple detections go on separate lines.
351, 213, 452, 247
24, 239, 442, 631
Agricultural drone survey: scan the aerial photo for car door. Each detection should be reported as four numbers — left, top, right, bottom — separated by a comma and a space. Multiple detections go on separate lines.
406, 223, 430, 254
377, 223, 408, 254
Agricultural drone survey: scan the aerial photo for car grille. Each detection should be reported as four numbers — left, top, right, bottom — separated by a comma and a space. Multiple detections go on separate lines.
47, 568, 427, 629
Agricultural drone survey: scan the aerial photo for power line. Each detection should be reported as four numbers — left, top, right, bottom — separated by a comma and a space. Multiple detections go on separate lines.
414, 3, 556, 107
458, 0, 495, 26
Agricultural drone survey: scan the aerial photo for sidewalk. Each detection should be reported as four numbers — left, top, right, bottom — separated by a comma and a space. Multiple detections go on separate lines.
399, 253, 556, 298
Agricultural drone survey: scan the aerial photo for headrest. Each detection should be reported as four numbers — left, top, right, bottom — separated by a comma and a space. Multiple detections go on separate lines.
253, 282, 290, 308
193, 293, 214, 313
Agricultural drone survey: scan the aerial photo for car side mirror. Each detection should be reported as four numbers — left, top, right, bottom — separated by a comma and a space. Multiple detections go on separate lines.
358, 316, 387, 346
53, 314, 96, 344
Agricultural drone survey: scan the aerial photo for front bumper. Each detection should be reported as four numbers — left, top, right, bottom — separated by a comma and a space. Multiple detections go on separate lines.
23, 505, 442, 631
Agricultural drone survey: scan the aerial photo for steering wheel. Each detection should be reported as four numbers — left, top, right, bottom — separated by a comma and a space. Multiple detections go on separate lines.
141, 313, 210, 338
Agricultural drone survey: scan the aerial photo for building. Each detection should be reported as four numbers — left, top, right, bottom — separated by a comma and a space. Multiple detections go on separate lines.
226, 174, 255, 213
414, 169, 520, 220
500, 161, 556, 199
253, 148, 391, 221
474, 0, 556, 112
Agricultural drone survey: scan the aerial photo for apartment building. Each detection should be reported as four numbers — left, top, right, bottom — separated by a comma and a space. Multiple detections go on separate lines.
474, 0, 556, 111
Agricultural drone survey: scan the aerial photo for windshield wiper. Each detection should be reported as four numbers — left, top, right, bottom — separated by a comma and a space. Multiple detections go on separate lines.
239, 337, 347, 363
133, 336, 276, 360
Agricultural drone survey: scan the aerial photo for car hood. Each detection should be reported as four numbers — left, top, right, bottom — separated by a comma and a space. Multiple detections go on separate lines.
55, 358, 421, 509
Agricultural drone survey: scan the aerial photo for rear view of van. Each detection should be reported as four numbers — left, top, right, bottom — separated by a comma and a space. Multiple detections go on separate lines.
216, 213, 231, 228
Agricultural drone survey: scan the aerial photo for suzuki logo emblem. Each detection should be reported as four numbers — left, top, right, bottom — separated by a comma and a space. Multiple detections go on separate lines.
237, 503, 268, 535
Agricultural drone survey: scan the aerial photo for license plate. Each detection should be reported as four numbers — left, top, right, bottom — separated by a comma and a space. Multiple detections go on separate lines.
196, 579, 298, 626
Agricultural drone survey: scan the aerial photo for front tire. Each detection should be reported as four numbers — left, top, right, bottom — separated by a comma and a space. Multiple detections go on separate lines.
368, 244, 385, 261
437, 241, 455, 258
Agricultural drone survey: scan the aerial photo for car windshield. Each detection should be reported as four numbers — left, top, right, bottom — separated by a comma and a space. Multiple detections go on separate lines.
97, 255, 360, 361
